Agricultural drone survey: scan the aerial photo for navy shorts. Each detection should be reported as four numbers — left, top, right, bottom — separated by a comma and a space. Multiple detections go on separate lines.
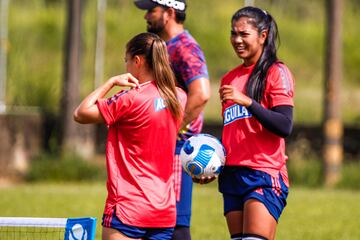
102, 211, 174, 240
218, 166, 289, 221
175, 142, 193, 227
176, 169, 193, 227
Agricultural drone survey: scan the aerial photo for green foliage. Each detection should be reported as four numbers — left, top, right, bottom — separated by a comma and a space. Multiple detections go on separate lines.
287, 158, 323, 187
26, 153, 106, 182
286, 136, 323, 187
5, 0, 360, 124
285, 133, 360, 188
337, 160, 360, 190
8, 2, 64, 113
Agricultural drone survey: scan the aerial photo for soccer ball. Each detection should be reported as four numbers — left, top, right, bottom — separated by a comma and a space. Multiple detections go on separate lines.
180, 134, 226, 178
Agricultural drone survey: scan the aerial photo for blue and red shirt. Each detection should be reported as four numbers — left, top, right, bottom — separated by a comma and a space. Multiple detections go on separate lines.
166, 31, 209, 150
97, 81, 187, 227
221, 63, 295, 185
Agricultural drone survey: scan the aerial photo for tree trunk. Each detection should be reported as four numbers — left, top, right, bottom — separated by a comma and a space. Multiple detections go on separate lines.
0, 0, 9, 113
323, 0, 343, 187
94, 0, 106, 88
59, 0, 95, 158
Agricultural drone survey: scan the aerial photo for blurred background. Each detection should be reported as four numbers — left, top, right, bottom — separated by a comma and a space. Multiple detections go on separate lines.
1, 0, 359, 187
0, 0, 360, 239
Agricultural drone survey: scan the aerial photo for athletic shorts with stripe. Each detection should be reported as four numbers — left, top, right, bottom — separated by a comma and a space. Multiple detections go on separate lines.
102, 210, 174, 240
218, 166, 288, 221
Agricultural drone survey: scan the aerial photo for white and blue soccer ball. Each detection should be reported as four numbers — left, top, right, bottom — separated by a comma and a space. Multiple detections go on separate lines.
180, 134, 226, 178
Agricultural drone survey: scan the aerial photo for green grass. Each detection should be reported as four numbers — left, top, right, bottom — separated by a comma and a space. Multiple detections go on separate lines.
1, 182, 360, 240
279, 187, 360, 239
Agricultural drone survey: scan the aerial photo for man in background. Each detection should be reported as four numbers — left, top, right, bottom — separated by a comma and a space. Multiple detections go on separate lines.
134, 1, 211, 239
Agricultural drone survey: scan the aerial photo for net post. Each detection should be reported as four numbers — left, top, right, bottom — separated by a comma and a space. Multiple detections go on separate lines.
64, 217, 97, 240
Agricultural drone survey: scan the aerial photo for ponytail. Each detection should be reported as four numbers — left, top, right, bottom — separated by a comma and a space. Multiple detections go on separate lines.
126, 32, 182, 120
151, 38, 182, 120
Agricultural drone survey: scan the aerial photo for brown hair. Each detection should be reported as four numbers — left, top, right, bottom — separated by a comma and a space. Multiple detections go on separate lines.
126, 32, 182, 120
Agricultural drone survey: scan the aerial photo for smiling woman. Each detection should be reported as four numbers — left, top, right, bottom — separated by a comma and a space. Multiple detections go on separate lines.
218, 6, 295, 240
230, 18, 267, 66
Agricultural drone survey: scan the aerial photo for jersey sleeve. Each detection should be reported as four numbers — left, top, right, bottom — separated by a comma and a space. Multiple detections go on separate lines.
266, 63, 295, 108
96, 89, 134, 126
177, 43, 209, 86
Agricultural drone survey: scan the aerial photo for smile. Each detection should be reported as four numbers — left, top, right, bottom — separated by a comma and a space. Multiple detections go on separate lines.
235, 46, 246, 52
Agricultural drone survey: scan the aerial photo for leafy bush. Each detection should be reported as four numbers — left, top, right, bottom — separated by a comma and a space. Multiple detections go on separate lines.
286, 136, 322, 187
337, 160, 360, 190
287, 158, 323, 187
6, 0, 360, 124
287, 136, 360, 189
26, 153, 106, 182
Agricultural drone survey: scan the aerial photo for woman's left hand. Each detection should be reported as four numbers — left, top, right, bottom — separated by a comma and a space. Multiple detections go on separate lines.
109, 73, 140, 89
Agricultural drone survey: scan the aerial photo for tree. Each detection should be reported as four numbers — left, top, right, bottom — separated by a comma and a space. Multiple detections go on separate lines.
59, 0, 95, 158
323, 0, 343, 187
94, 0, 107, 88
0, 0, 9, 113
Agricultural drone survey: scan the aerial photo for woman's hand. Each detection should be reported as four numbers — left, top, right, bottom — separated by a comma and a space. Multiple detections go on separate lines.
192, 175, 217, 185
73, 73, 139, 124
219, 85, 252, 107
109, 73, 140, 88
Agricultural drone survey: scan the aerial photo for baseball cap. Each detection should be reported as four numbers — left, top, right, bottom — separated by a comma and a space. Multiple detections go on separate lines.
134, 0, 186, 12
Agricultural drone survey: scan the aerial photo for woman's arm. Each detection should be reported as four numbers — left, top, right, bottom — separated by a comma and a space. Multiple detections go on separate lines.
219, 84, 293, 138
73, 74, 139, 124
247, 101, 293, 138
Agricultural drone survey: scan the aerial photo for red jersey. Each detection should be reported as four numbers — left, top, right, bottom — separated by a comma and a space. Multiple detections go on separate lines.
97, 81, 186, 228
221, 63, 294, 185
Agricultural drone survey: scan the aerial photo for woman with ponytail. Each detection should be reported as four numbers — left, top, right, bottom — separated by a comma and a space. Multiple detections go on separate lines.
218, 7, 295, 240
74, 32, 186, 240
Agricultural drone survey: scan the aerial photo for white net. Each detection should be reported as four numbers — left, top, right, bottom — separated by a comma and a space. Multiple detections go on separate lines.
0, 218, 67, 240
0, 226, 65, 240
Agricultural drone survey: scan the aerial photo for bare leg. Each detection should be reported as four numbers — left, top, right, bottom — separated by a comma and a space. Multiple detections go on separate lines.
225, 210, 243, 236
102, 227, 141, 240
243, 199, 277, 240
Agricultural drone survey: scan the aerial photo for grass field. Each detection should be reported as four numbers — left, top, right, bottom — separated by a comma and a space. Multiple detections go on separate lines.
1, 182, 360, 240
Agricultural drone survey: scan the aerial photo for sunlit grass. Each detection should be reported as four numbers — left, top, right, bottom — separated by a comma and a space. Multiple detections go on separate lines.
1, 183, 360, 240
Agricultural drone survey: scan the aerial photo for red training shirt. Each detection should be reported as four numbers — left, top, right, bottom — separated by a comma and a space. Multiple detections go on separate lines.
97, 81, 187, 227
221, 63, 295, 185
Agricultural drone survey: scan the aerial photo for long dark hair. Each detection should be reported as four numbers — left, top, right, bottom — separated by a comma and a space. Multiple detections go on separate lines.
126, 32, 182, 120
232, 6, 280, 102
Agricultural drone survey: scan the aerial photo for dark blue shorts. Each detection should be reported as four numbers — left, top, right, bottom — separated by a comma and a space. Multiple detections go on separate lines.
102, 211, 174, 240
218, 166, 289, 221
175, 141, 193, 227
176, 168, 193, 227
